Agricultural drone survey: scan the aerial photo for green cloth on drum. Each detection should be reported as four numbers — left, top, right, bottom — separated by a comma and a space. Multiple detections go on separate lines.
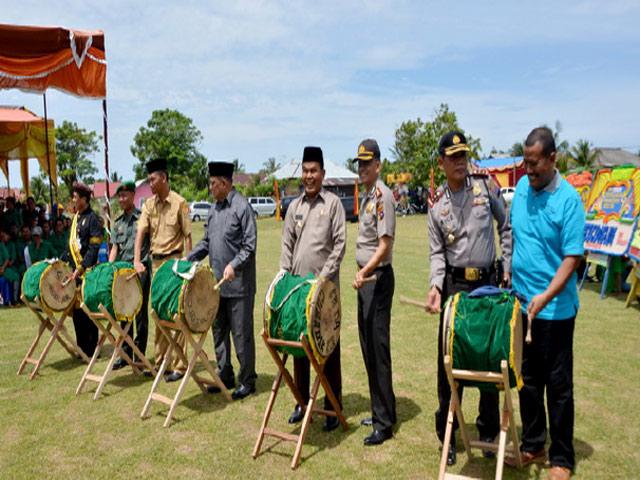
22, 261, 50, 302
267, 272, 315, 357
151, 259, 193, 323
449, 290, 521, 391
83, 261, 134, 319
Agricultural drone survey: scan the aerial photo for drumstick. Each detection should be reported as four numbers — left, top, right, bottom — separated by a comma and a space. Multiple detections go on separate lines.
126, 271, 138, 281
525, 316, 533, 344
61, 278, 71, 287
362, 275, 377, 283
214, 278, 225, 291
399, 295, 428, 309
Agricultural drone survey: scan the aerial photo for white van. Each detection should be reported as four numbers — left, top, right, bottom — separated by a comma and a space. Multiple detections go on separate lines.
248, 197, 277, 217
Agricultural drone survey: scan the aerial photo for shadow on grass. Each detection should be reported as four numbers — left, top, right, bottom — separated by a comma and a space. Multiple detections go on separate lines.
47, 356, 86, 372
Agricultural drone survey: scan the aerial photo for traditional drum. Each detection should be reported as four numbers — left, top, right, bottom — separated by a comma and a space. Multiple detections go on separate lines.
442, 288, 523, 390
151, 259, 219, 332
82, 261, 142, 321
264, 271, 341, 364
22, 260, 76, 313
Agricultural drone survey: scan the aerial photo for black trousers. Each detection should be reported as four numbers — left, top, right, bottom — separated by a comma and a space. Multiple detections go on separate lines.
293, 341, 342, 411
519, 315, 575, 471
435, 274, 500, 444
73, 307, 98, 357
120, 269, 150, 358
357, 264, 396, 431
214, 295, 257, 389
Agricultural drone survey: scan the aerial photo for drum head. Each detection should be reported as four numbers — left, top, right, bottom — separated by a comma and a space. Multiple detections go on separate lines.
40, 261, 76, 312
307, 279, 341, 362
263, 271, 286, 336
182, 266, 219, 332
112, 269, 143, 320
441, 295, 454, 359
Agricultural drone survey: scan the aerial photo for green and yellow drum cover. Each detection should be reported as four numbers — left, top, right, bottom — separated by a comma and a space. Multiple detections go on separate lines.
22, 260, 76, 313
151, 259, 219, 333
442, 290, 523, 391
82, 261, 142, 321
264, 271, 341, 364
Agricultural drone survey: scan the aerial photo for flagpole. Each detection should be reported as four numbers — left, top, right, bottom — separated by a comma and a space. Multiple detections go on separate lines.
42, 93, 55, 217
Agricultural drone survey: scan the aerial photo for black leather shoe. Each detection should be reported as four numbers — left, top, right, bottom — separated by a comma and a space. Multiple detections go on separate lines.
207, 379, 236, 394
364, 428, 392, 446
112, 358, 127, 371
288, 405, 304, 424
447, 442, 457, 466
323, 416, 340, 432
165, 371, 184, 383
480, 436, 496, 459
360, 417, 373, 426
142, 370, 153, 378
231, 384, 255, 400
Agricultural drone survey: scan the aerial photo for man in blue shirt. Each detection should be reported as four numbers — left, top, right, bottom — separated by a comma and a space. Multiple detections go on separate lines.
508, 127, 585, 480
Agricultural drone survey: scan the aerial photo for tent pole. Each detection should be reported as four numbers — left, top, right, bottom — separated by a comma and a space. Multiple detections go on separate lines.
102, 99, 111, 229
43, 93, 55, 217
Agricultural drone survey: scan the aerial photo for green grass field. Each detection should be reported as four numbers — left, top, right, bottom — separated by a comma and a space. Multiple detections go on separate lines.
1, 215, 638, 479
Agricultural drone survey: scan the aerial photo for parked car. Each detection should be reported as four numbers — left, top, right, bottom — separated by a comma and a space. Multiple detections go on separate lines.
248, 197, 277, 217
500, 187, 515, 205
279, 195, 358, 223
189, 201, 211, 221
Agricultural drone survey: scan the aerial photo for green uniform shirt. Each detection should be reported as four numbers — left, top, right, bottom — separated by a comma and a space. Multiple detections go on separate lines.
1, 209, 22, 231
0, 241, 20, 282
49, 231, 69, 257
110, 208, 149, 263
27, 241, 55, 264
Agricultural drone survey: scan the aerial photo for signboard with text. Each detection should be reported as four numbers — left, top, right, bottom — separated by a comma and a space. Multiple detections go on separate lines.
583, 166, 640, 256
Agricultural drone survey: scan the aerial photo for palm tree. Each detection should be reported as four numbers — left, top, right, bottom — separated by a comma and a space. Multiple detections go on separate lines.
570, 139, 597, 169
110, 170, 123, 182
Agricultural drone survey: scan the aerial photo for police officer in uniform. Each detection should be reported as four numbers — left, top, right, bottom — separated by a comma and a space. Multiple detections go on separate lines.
352, 139, 397, 446
187, 161, 258, 400
280, 146, 346, 431
64, 182, 101, 357
134, 158, 192, 382
425, 131, 512, 465
109, 181, 151, 370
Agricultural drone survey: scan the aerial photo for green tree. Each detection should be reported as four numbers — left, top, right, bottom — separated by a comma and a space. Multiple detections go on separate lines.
391, 103, 482, 188
510, 142, 524, 157
29, 174, 48, 204
110, 170, 122, 182
232, 158, 246, 174
130, 109, 208, 194
344, 158, 358, 174
262, 157, 280, 176
56, 120, 99, 196
570, 139, 597, 169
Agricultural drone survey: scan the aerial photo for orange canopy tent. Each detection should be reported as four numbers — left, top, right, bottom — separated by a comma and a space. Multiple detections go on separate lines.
0, 106, 56, 196
0, 24, 109, 212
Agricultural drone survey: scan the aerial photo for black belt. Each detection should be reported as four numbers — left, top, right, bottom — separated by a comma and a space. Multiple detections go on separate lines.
446, 265, 494, 283
151, 250, 181, 260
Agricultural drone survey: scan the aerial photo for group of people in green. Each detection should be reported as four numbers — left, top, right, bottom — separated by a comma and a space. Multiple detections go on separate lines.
0, 196, 71, 306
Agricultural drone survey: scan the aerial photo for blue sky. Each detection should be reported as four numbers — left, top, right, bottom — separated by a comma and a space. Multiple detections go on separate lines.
1, 0, 639, 186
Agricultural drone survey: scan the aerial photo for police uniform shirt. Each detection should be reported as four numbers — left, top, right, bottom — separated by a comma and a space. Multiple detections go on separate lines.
428, 174, 512, 291
111, 208, 150, 263
187, 189, 256, 298
355, 179, 396, 267
280, 188, 346, 284
139, 190, 191, 256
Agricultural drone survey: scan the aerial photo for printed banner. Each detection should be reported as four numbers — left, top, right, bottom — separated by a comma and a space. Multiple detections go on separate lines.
565, 170, 593, 206
629, 225, 640, 262
583, 166, 640, 256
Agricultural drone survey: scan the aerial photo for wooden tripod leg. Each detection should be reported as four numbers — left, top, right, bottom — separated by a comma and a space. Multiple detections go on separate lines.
253, 356, 286, 459
301, 337, 347, 430
141, 314, 174, 419
438, 398, 456, 480
501, 361, 522, 470
262, 332, 306, 408
93, 322, 135, 401
183, 325, 232, 401
107, 308, 155, 375
291, 373, 322, 470
29, 312, 73, 380
76, 317, 112, 395
17, 315, 48, 375
444, 355, 472, 456
100, 308, 141, 374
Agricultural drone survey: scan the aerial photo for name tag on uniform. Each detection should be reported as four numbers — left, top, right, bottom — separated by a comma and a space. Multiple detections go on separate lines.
473, 197, 488, 206
295, 214, 303, 220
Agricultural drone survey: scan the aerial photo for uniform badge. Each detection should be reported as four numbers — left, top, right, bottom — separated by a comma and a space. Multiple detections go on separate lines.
473, 181, 481, 196
473, 197, 487, 206
446, 233, 455, 244
441, 207, 449, 217
377, 203, 384, 220
296, 221, 303, 229
366, 202, 374, 214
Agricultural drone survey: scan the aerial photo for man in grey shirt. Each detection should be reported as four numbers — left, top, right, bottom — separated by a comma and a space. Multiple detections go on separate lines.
187, 161, 257, 400
352, 139, 397, 446
280, 146, 346, 432
425, 131, 512, 465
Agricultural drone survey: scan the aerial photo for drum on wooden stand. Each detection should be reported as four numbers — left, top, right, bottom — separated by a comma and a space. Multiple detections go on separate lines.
82, 261, 142, 320
22, 260, 76, 313
442, 288, 523, 390
151, 259, 220, 332
264, 270, 341, 364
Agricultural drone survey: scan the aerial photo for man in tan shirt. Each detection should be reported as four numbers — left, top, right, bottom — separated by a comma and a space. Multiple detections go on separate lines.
134, 158, 192, 382
280, 146, 346, 432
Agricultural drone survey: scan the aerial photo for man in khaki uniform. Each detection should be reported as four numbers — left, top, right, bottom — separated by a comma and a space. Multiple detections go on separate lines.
134, 158, 192, 382
280, 146, 346, 431
352, 139, 397, 446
